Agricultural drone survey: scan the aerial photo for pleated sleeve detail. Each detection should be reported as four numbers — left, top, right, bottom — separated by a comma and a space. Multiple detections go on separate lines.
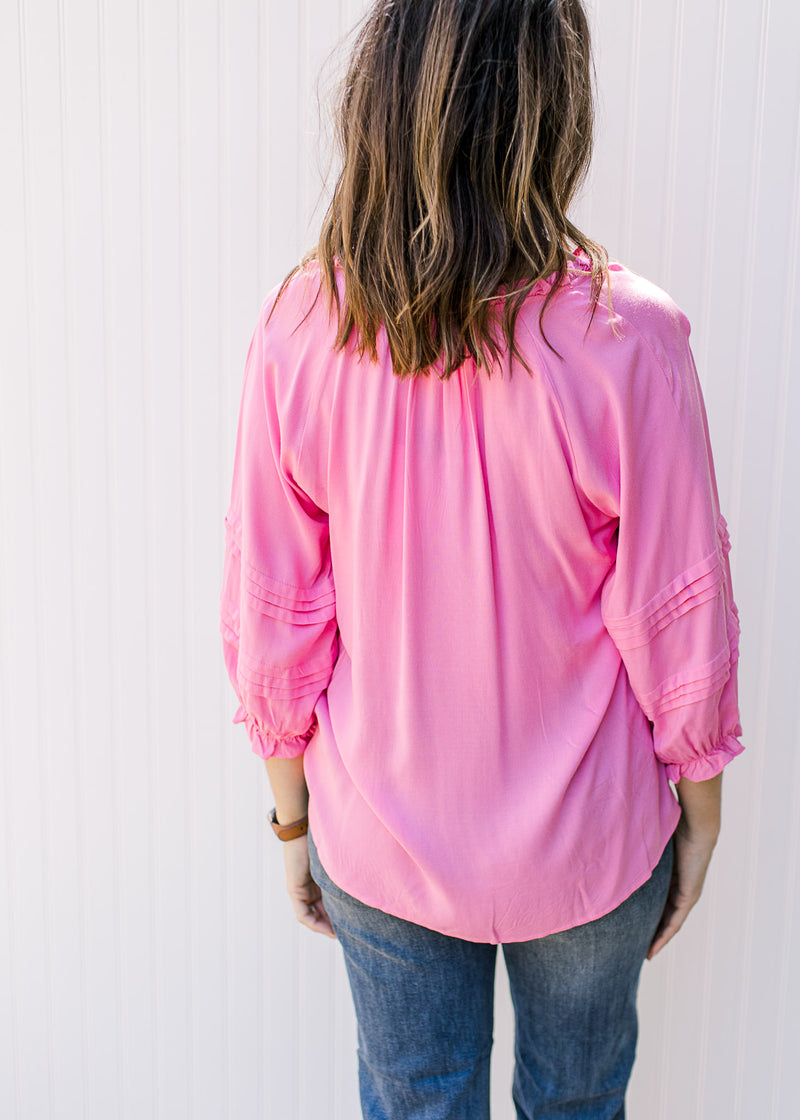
596, 304, 744, 783
219, 298, 339, 760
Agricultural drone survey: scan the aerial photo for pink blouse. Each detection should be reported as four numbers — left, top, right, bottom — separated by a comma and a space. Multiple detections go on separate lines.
219, 253, 744, 943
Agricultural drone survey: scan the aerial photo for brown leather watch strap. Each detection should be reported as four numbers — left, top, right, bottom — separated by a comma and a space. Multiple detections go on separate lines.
269, 806, 309, 841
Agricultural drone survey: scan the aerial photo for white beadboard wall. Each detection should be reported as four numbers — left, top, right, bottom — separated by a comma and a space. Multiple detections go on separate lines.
0, 1, 798, 1118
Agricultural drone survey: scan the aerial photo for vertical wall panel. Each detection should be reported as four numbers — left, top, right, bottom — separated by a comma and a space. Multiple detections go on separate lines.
1, 2, 798, 1119
769, 105, 800, 1120
1, 1, 53, 1115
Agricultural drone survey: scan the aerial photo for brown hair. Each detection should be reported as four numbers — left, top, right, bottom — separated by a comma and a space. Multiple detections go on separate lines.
284, 0, 608, 378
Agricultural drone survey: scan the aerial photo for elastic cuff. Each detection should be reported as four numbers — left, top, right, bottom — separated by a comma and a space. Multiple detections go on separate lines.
663, 732, 745, 783
233, 705, 316, 759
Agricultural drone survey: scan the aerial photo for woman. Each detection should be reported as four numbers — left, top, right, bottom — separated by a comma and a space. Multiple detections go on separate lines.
219, 1, 744, 1116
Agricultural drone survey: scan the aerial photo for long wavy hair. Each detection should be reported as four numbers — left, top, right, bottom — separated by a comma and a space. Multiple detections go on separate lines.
282, 0, 608, 379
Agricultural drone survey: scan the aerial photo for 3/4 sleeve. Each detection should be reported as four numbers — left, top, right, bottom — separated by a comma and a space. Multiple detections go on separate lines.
219, 300, 338, 759
597, 309, 744, 783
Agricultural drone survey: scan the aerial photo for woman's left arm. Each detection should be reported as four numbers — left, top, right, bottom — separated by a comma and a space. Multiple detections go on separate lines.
266, 756, 337, 939
220, 295, 339, 938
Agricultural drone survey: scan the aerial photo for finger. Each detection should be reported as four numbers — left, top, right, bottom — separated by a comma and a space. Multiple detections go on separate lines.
293, 898, 338, 938
647, 903, 692, 959
314, 896, 337, 936
290, 889, 337, 937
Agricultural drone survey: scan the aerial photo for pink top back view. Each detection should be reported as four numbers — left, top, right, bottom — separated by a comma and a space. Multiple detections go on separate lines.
219, 251, 744, 943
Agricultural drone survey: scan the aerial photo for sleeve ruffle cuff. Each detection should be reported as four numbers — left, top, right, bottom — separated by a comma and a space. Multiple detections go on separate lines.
233, 704, 317, 759
663, 731, 745, 784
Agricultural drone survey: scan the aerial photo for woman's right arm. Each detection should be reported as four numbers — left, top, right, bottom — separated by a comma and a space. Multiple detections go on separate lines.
548, 284, 744, 955
647, 772, 723, 959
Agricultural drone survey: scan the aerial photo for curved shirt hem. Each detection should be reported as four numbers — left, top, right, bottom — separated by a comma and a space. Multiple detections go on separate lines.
308, 795, 682, 946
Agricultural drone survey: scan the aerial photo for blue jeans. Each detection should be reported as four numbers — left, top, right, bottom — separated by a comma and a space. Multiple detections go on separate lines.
308, 829, 674, 1120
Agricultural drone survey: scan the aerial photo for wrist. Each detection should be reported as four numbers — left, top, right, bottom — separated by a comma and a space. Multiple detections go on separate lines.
675, 810, 720, 846
273, 804, 308, 826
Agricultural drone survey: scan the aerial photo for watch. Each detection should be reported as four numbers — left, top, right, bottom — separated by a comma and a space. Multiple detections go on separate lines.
269, 806, 309, 841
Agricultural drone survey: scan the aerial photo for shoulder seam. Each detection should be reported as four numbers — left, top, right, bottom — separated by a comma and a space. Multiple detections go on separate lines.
612, 305, 687, 405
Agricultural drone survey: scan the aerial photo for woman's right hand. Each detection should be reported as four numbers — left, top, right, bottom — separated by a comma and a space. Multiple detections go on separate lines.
282, 834, 338, 939
647, 771, 723, 959
647, 819, 718, 959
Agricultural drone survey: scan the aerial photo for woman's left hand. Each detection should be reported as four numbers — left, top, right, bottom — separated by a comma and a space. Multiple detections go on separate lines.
281, 834, 337, 938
